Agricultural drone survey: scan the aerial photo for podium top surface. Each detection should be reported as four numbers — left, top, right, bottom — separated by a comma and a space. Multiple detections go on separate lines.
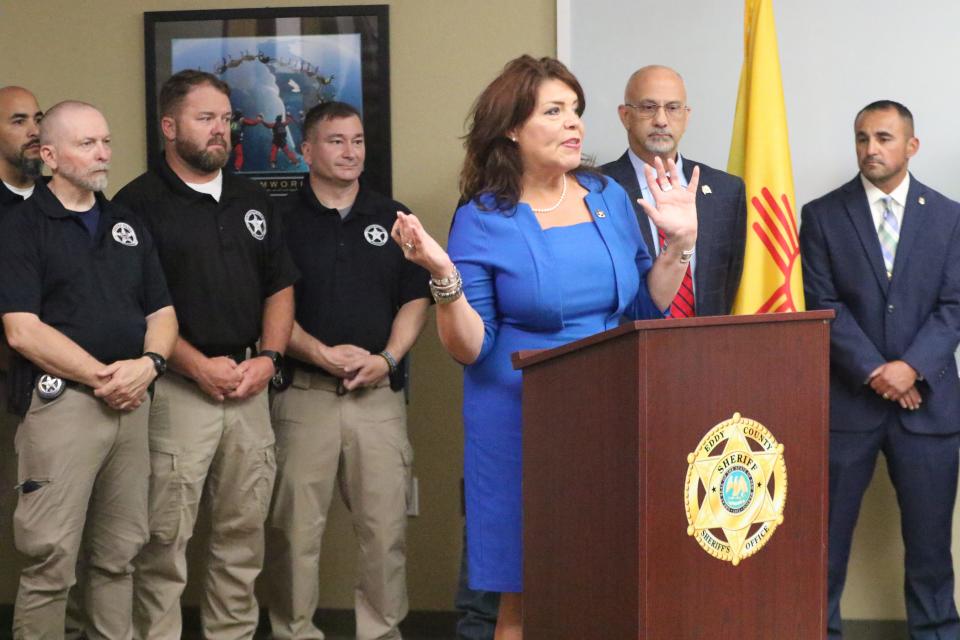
511, 309, 834, 371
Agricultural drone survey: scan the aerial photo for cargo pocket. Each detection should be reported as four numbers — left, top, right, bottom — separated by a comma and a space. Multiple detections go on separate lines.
13, 476, 59, 557
147, 440, 183, 544
13, 416, 66, 556
252, 443, 277, 523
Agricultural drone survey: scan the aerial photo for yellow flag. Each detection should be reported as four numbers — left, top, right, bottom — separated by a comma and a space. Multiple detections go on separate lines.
728, 0, 804, 314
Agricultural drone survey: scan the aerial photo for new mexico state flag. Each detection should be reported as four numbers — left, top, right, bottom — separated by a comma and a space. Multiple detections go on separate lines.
728, 0, 805, 314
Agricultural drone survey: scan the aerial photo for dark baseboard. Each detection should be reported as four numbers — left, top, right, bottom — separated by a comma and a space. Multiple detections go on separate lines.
843, 619, 908, 639
0, 605, 909, 638
0, 605, 458, 638
252, 608, 458, 638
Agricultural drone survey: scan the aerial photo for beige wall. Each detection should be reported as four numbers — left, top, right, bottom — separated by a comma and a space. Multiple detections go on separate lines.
0, 0, 555, 611
0, 0, 952, 623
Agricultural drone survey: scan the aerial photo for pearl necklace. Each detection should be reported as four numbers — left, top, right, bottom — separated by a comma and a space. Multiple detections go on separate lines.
531, 174, 568, 213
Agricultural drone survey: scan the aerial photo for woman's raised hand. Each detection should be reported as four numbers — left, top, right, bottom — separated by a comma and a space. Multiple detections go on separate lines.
637, 156, 699, 252
391, 211, 456, 278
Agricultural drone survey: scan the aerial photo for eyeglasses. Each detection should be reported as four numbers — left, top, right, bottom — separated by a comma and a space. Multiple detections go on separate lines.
624, 101, 690, 120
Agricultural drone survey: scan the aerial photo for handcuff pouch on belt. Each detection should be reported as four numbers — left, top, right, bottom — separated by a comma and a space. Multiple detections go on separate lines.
8, 354, 36, 417
270, 358, 294, 392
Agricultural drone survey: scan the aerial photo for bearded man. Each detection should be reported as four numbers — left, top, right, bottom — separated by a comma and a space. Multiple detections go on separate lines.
114, 70, 298, 640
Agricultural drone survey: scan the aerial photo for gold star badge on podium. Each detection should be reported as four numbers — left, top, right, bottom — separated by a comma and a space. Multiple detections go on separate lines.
684, 413, 788, 565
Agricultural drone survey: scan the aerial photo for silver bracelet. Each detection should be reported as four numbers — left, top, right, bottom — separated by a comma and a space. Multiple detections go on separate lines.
431, 268, 460, 288
430, 267, 463, 304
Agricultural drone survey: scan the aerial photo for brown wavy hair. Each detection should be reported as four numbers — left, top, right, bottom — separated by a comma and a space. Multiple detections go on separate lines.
459, 55, 599, 210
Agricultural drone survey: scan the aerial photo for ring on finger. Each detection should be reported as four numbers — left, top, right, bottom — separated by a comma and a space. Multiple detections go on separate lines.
660, 182, 673, 192
882, 393, 890, 400
403, 242, 414, 251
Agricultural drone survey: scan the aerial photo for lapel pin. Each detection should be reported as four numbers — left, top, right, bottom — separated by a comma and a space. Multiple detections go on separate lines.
595, 209, 606, 218
918, 196, 926, 205
701, 185, 712, 195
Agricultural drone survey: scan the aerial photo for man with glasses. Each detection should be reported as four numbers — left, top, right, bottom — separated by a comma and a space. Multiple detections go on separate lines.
602, 65, 746, 317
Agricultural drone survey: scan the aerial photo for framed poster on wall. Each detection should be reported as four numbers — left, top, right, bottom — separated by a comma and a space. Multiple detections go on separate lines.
145, 5, 390, 197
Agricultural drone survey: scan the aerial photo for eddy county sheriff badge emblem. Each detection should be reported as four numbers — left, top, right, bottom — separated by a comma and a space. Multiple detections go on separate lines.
684, 413, 787, 566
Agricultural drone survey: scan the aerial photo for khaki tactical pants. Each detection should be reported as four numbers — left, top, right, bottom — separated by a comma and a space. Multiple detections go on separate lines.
266, 370, 413, 640
13, 387, 150, 640
132, 372, 275, 640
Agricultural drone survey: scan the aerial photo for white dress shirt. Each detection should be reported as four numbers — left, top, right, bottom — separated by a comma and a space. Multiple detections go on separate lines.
860, 171, 909, 235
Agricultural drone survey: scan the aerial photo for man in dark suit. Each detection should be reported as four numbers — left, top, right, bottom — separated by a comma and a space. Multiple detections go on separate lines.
800, 100, 960, 639
601, 65, 745, 316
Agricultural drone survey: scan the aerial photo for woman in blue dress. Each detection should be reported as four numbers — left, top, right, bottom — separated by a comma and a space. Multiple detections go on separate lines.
392, 55, 699, 639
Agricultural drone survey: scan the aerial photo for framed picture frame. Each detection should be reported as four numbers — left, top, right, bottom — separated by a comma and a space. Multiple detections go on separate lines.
144, 5, 391, 197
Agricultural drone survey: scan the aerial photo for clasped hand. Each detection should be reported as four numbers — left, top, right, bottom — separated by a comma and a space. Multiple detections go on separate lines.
318, 344, 389, 390
194, 355, 274, 402
868, 360, 922, 411
94, 357, 156, 411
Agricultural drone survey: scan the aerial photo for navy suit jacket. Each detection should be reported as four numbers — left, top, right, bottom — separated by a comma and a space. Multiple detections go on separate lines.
600, 152, 747, 316
800, 174, 960, 435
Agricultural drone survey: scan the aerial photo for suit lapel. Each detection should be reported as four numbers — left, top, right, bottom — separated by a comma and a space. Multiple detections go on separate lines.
683, 159, 711, 314
842, 177, 890, 294
609, 153, 656, 256
891, 175, 923, 282
585, 186, 633, 315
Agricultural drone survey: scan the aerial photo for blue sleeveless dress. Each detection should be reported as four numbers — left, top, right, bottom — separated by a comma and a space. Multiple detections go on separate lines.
448, 175, 661, 591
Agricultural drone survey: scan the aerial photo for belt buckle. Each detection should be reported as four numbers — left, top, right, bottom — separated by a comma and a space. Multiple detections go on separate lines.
36, 374, 65, 400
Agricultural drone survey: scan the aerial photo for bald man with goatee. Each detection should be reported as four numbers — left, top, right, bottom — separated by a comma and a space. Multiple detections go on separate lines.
0, 86, 43, 214
0, 87, 44, 625
601, 65, 746, 317
0, 86, 43, 396
0, 101, 176, 640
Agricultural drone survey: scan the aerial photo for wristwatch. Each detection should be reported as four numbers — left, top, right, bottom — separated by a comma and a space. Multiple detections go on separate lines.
259, 349, 283, 374
144, 352, 167, 378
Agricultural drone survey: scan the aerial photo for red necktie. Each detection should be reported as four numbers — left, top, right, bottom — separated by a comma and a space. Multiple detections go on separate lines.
658, 228, 696, 318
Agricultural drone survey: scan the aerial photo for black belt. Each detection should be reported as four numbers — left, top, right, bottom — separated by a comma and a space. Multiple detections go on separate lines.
227, 349, 253, 364
205, 345, 257, 364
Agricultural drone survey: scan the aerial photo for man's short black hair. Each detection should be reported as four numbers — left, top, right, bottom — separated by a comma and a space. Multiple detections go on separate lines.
302, 101, 362, 141
855, 100, 915, 135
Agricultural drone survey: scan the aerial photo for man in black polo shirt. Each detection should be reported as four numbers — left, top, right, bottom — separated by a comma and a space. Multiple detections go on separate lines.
0, 85, 44, 418
0, 101, 177, 640
0, 86, 45, 599
113, 70, 297, 640
265, 102, 429, 640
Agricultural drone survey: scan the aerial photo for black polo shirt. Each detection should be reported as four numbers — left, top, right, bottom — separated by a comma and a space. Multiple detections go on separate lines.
0, 178, 44, 216
114, 159, 299, 356
0, 179, 38, 384
279, 182, 430, 369
0, 179, 172, 364
0, 181, 26, 213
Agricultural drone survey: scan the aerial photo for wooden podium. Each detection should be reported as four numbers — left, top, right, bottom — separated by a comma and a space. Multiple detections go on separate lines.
512, 311, 832, 639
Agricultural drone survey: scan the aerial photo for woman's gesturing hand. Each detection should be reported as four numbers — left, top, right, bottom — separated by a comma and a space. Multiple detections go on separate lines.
637, 156, 699, 252
391, 211, 457, 278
